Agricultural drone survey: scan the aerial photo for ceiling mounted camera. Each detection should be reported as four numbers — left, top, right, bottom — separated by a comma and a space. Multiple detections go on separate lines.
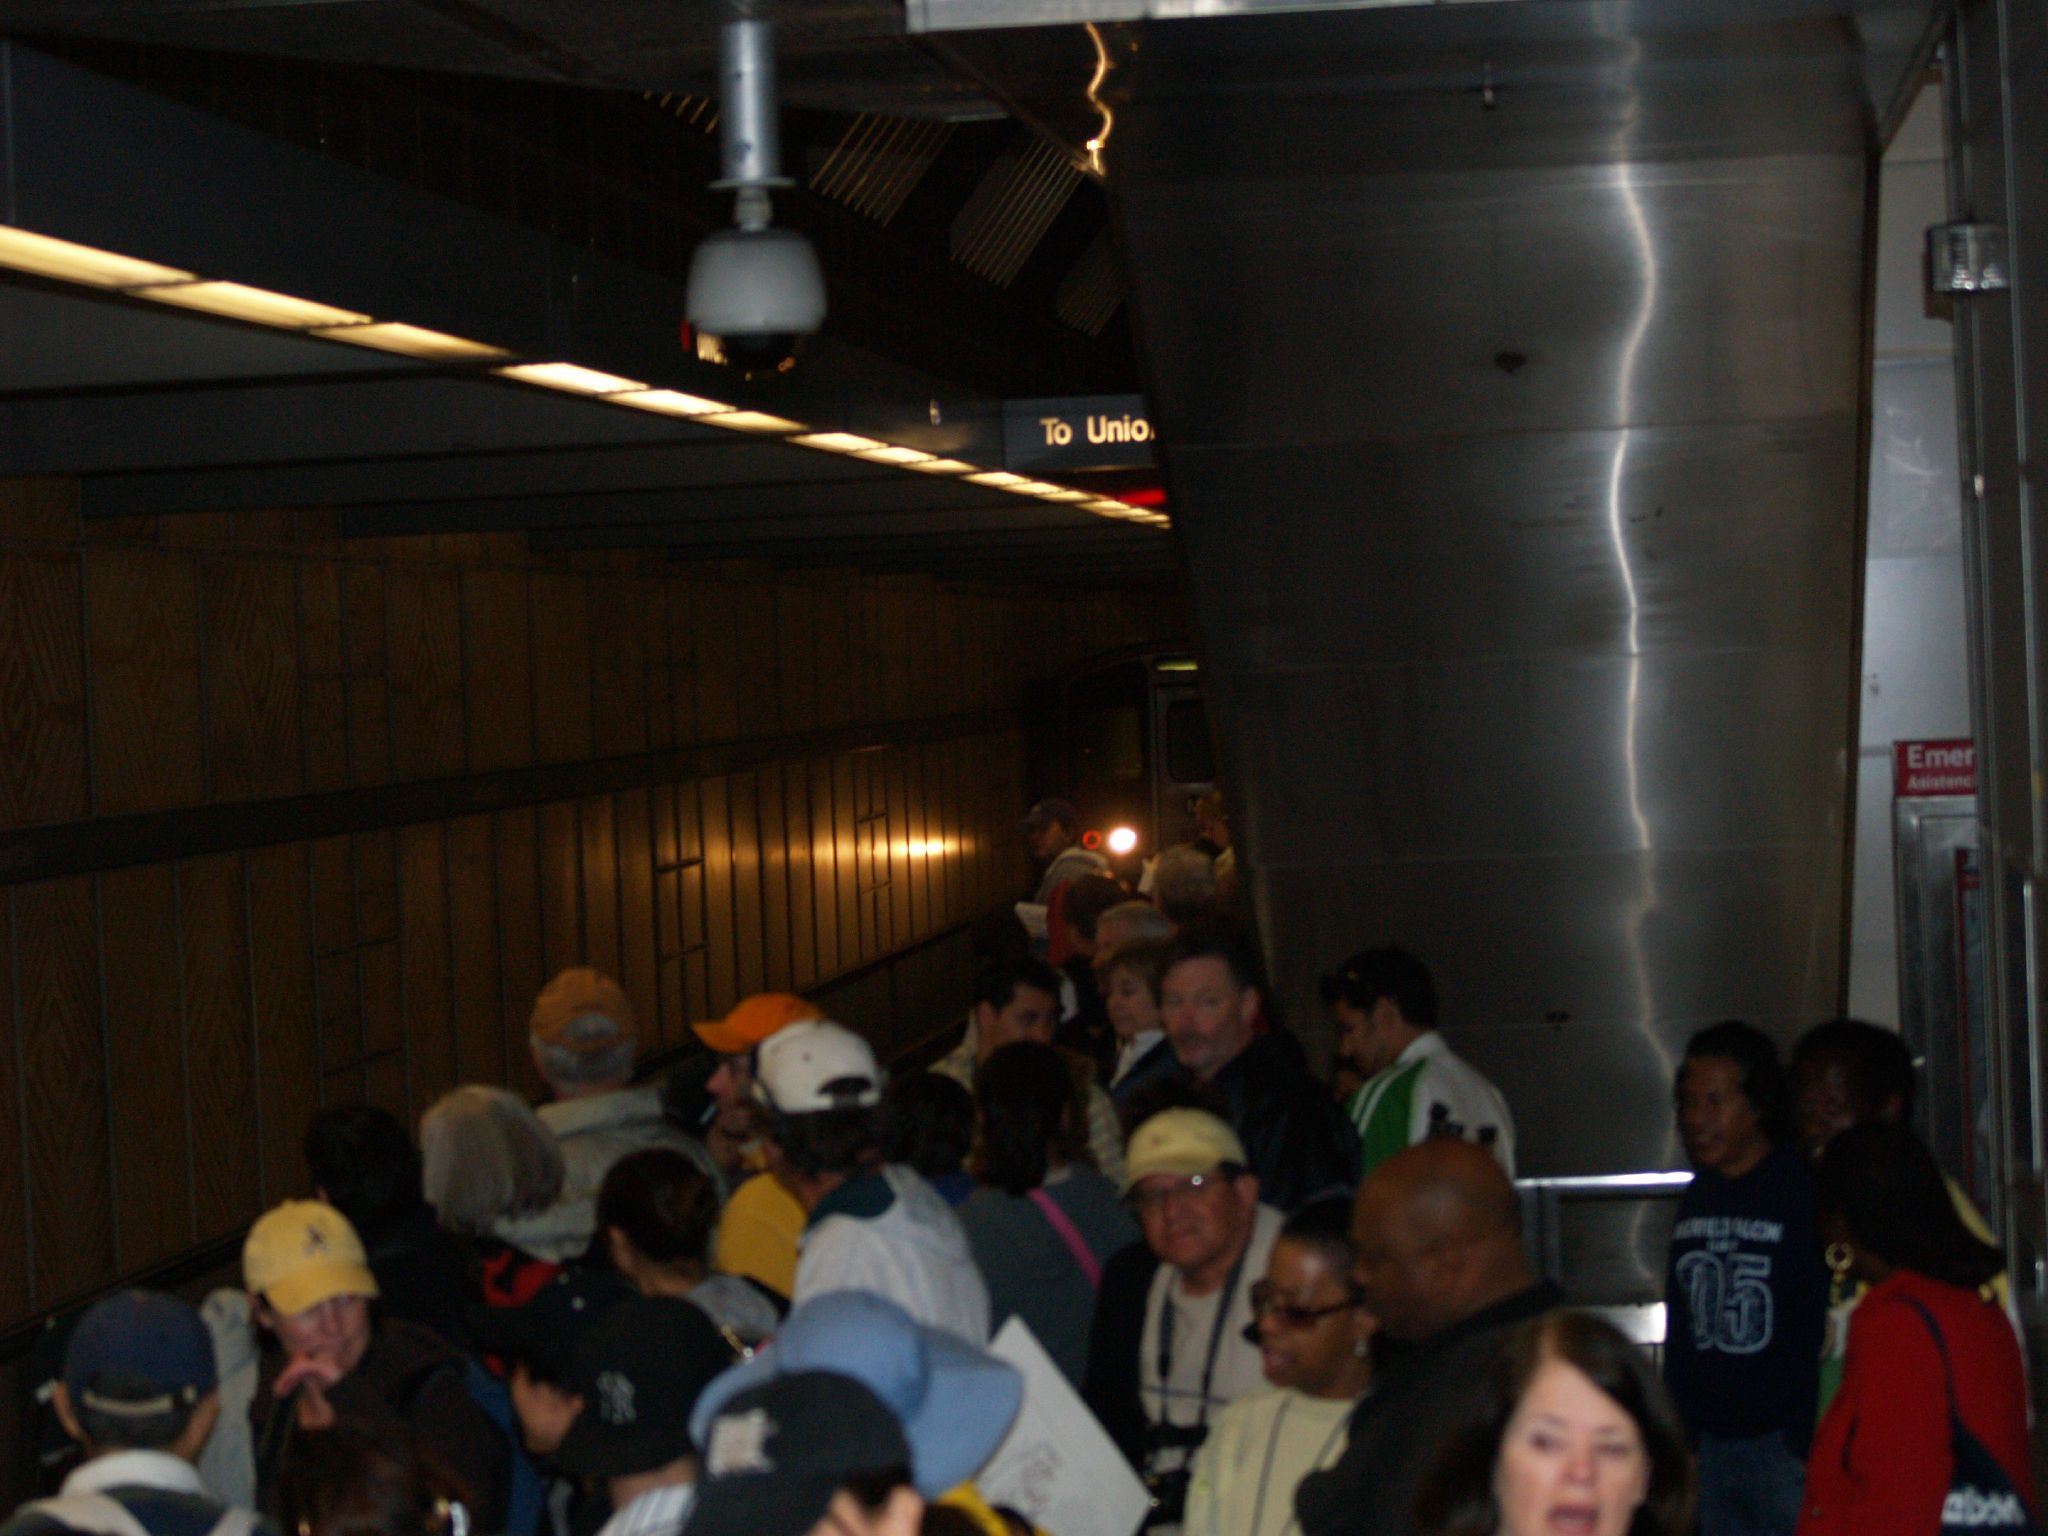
686, 18, 823, 378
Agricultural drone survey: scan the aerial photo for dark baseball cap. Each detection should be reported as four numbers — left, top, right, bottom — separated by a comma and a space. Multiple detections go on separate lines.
1022, 798, 1079, 832
64, 1291, 217, 1416
690, 1373, 913, 1536
551, 1295, 734, 1479
469, 1267, 635, 1383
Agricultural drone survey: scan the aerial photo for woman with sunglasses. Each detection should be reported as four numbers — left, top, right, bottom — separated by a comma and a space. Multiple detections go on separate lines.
1183, 1200, 1374, 1536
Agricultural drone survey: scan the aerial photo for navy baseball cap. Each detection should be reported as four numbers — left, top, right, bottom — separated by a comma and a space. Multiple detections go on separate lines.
469, 1266, 635, 1383
691, 1373, 913, 1536
552, 1295, 734, 1479
64, 1291, 216, 1416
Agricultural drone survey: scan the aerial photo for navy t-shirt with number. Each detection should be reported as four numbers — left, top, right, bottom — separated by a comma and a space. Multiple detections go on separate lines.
1663, 1142, 1829, 1454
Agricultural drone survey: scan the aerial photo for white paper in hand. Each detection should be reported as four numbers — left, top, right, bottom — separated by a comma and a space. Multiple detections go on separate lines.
978, 1317, 1149, 1536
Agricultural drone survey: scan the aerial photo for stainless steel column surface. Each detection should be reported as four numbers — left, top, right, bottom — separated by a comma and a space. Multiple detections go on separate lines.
1095, 2, 1941, 1187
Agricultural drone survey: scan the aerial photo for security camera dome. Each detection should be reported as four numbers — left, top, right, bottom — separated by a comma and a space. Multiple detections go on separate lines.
686, 225, 825, 338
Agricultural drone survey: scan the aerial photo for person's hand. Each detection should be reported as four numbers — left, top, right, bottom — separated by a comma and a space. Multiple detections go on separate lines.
294, 1376, 336, 1432
275, 1350, 347, 1400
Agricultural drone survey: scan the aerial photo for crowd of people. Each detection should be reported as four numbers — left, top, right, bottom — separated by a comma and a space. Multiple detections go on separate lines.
8, 798, 2034, 1536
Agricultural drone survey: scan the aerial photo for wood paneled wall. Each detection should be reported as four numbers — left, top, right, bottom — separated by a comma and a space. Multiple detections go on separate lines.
0, 476, 1179, 1337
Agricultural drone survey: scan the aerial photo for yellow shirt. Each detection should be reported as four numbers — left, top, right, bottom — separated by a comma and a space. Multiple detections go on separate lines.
714, 1170, 805, 1299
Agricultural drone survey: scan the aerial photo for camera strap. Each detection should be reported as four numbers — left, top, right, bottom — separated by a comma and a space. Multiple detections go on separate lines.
1156, 1243, 1251, 1433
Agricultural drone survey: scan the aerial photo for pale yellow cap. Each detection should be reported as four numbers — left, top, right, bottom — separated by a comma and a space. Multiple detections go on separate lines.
1123, 1108, 1248, 1193
243, 1200, 380, 1316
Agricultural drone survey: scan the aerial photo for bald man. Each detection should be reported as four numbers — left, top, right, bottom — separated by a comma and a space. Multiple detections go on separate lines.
1294, 1141, 1559, 1536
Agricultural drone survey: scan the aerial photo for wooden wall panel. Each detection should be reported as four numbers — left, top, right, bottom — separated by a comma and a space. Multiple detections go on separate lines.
664, 581, 699, 745
100, 864, 193, 1266
248, 843, 318, 1207
399, 824, 455, 1118
179, 855, 258, 1240
386, 567, 465, 782
538, 800, 583, 977
809, 758, 840, 979
447, 814, 505, 1087
758, 766, 791, 993
343, 562, 391, 788
730, 771, 766, 998
783, 763, 818, 991
777, 589, 817, 734
0, 899, 29, 1322
203, 557, 303, 802
493, 807, 546, 1101
811, 584, 853, 730
87, 550, 203, 815
531, 574, 594, 763
588, 576, 651, 759
615, 790, 658, 1046
14, 877, 113, 1304
692, 583, 741, 742
580, 796, 621, 982
300, 561, 351, 793
0, 551, 88, 826
677, 783, 710, 1025
732, 583, 778, 740
701, 776, 737, 1017
834, 755, 861, 969
462, 570, 535, 773
886, 750, 914, 949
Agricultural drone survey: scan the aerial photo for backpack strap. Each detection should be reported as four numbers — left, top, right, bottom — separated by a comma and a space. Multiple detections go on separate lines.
1028, 1188, 1104, 1289
1896, 1292, 1965, 1426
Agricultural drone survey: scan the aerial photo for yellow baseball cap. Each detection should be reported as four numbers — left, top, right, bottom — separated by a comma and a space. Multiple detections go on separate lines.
693, 992, 821, 1055
243, 1200, 380, 1316
1123, 1108, 1248, 1194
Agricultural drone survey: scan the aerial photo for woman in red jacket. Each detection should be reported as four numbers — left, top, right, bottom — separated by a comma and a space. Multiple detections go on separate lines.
1798, 1123, 2031, 1536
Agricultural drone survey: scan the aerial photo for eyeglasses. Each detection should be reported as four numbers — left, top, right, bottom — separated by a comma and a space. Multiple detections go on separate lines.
1126, 1170, 1230, 1214
1248, 1281, 1366, 1330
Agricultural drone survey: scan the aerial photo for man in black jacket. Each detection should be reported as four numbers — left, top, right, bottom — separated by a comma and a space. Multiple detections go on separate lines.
1158, 920, 1359, 1211
1294, 1140, 1559, 1536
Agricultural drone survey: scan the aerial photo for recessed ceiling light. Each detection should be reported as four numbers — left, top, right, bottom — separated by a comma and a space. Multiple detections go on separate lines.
495, 362, 649, 395
701, 410, 805, 434
312, 322, 510, 360
134, 281, 372, 329
0, 226, 194, 289
611, 389, 733, 417
791, 433, 886, 455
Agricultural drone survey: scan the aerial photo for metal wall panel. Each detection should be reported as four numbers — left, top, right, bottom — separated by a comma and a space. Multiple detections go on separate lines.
1107, 5, 1878, 1178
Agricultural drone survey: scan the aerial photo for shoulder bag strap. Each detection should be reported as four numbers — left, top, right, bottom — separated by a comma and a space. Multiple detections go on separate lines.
1028, 1188, 1104, 1289
1897, 1292, 1966, 1426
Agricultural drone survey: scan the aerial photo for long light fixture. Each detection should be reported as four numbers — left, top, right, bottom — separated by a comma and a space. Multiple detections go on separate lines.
0, 219, 1170, 527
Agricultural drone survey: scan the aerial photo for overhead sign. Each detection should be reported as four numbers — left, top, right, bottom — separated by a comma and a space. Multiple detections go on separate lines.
1005, 394, 1156, 471
1895, 738, 1977, 797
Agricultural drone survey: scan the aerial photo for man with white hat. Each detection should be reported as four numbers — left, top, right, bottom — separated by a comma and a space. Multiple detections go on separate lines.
1083, 1109, 1282, 1532
754, 1021, 991, 1343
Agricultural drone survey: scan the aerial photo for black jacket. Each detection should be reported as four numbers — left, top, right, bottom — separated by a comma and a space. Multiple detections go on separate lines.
1295, 1281, 1563, 1536
1080, 1238, 1162, 1469
1209, 1032, 1360, 1212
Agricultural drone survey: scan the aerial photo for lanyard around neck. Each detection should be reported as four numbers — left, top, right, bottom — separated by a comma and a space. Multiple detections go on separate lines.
1156, 1241, 1252, 1431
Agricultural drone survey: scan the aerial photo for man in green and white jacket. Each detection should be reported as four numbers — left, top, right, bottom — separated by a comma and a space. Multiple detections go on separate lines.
1321, 947, 1515, 1181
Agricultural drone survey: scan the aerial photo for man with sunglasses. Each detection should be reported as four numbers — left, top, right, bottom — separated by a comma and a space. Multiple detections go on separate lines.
1084, 1110, 1283, 1533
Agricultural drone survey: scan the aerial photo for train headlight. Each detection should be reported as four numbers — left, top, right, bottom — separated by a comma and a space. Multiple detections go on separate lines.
1107, 826, 1139, 856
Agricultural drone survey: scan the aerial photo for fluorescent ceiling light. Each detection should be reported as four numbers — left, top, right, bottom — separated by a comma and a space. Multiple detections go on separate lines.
855, 446, 936, 466
1032, 488, 1093, 502
701, 411, 804, 434
790, 433, 885, 454
610, 389, 732, 418
496, 362, 649, 395
903, 458, 975, 475
312, 322, 509, 360
964, 471, 1028, 488
1007, 480, 1066, 496
1084, 499, 1138, 514
134, 281, 372, 328
0, 226, 195, 289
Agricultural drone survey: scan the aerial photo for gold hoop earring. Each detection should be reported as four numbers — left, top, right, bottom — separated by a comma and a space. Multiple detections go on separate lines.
1825, 1242, 1853, 1279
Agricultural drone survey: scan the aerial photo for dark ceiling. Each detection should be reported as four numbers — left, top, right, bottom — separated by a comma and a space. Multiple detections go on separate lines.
0, 5, 1173, 585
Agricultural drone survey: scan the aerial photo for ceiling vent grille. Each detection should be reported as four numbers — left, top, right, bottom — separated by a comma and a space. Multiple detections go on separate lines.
950, 137, 1080, 288
810, 114, 955, 226
1057, 228, 1125, 336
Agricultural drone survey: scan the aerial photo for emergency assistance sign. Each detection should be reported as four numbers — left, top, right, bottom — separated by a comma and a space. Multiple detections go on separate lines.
1895, 739, 1977, 797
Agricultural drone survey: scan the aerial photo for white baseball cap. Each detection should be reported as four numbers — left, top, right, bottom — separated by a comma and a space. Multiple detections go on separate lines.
753, 1020, 884, 1113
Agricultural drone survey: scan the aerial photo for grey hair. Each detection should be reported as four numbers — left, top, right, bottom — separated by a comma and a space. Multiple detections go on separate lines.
1151, 846, 1219, 924
1097, 901, 1177, 950
419, 1085, 565, 1234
